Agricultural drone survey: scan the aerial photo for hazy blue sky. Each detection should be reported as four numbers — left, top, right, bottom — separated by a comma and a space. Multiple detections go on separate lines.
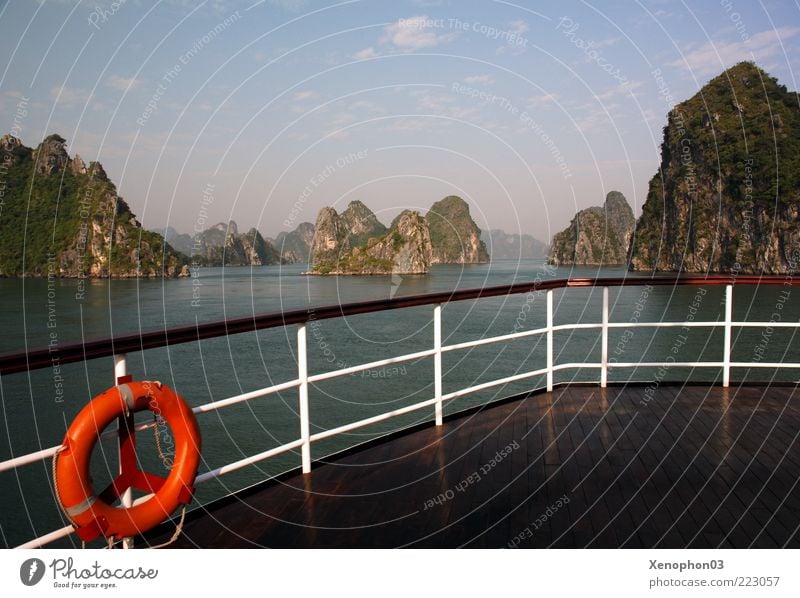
1, 0, 799, 242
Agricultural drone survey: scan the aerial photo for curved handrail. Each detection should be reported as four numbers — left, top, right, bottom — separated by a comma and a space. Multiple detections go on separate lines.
0, 274, 795, 376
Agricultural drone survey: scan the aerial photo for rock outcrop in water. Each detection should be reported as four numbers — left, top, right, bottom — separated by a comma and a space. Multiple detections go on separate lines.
547, 191, 635, 266
0, 134, 187, 278
426, 196, 489, 264
309, 197, 489, 274
481, 229, 548, 259
630, 62, 800, 273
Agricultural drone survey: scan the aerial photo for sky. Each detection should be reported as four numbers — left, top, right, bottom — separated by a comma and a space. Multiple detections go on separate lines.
1, 0, 799, 243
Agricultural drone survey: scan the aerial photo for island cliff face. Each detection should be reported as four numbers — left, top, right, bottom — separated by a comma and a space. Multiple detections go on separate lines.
630, 62, 800, 273
547, 191, 635, 266
426, 196, 489, 264
0, 134, 186, 277
309, 196, 488, 274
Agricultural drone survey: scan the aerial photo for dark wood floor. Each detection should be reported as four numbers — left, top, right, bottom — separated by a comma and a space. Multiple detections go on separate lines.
147, 383, 800, 548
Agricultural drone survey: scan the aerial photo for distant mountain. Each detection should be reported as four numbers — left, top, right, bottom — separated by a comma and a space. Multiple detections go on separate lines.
425, 196, 489, 264
0, 134, 187, 277
481, 229, 548, 259
547, 191, 635, 266
271, 222, 315, 264
155, 226, 195, 256
178, 221, 281, 267
631, 62, 800, 273
309, 197, 489, 275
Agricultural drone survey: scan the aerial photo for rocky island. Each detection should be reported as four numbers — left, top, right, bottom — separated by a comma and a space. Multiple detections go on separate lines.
547, 191, 635, 266
0, 134, 186, 278
630, 62, 800, 274
308, 196, 488, 274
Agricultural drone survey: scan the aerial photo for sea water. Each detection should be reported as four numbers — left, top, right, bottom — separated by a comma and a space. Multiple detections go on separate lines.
1, 260, 797, 546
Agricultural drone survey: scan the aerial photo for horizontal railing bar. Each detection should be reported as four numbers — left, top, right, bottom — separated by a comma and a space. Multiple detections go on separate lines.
195, 439, 305, 484
606, 321, 723, 328
733, 322, 800, 328
309, 398, 438, 442
551, 362, 603, 371
0, 446, 60, 473
442, 327, 549, 352
441, 368, 549, 401
4, 275, 795, 376
608, 362, 725, 368
192, 379, 301, 415
16, 525, 74, 549
552, 323, 602, 332
307, 349, 437, 383
730, 362, 800, 368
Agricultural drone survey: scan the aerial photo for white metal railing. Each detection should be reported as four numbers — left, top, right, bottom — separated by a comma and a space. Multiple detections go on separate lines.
3, 283, 800, 548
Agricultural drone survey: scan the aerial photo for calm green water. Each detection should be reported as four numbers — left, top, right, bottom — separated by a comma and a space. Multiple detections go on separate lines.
1, 261, 797, 547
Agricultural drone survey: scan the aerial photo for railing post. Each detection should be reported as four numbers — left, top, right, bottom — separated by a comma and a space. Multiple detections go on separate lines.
434, 304, 443, 426
601, 286, 609, 388
297, 323, 311, 473
113, 353, 134, 550
723, 284, 733, 388
547, 290, 553, 392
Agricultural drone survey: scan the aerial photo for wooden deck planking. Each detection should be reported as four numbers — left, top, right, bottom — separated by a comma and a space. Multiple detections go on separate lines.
145, 383, 800, 548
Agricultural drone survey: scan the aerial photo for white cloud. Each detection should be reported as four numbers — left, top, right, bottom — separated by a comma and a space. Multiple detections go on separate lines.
594, 80, 643, 101
354, 46, 378, 60
508, 19, 529, 35
380, 15, 456, 51
293, 90, 314, 100
669, 27, 800, 76
463, 74, 494, 85
50, 86, 90, 107
415, 91, 455, 111
527, 92, 560, 109
106, 75, 140, 91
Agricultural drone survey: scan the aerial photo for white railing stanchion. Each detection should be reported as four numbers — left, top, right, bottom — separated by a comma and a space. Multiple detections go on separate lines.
297, 323, 311, 473
601, 287, 609, 388
434, 304, 443, 426
113, 353, 134, 550
723, 285, 733, 388
547, 290, 554, 392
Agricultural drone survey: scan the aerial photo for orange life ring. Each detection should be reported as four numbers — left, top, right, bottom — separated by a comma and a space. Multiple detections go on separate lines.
54, 381, 201, 542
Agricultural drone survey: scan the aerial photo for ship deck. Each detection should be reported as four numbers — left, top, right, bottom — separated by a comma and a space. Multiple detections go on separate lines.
147, 382, 800, 548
